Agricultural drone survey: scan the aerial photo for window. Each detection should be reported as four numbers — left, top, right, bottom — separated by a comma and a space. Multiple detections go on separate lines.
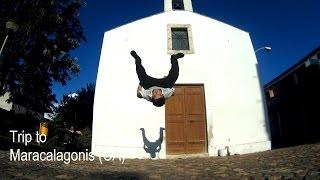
172, 0, 184, 10
172, 28, 189, 50
167, 24, 194, 54
268, 89, 275, 98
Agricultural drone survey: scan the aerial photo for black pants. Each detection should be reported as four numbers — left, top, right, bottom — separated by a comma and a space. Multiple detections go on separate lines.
134, 55, 179, 89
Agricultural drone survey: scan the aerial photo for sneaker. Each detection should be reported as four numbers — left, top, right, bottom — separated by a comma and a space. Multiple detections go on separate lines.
130, 50, 137, 57
171, 53, 184, 60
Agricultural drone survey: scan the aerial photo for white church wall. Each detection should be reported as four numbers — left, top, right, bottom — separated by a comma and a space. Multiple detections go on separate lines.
92, 11, 271, 159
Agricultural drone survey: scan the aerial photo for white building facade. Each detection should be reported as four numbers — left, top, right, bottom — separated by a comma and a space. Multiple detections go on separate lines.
92, 0, 271, 159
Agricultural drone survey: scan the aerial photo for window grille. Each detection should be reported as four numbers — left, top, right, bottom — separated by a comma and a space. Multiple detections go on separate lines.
172, 0, 184, 10
171, 28, 189, 50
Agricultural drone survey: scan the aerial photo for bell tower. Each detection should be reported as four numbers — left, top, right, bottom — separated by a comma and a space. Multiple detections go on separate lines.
164, 0, 193, 12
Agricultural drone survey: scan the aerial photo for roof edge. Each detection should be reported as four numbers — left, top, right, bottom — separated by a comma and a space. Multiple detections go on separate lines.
105, 10, 248, 34
264, 45, 320, 89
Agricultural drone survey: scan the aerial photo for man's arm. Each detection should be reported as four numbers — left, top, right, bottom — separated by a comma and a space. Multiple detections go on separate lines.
137, 85, 152, 101
137, 84, 143, 98
170, 88, 175, 97
163, 88, 175, 99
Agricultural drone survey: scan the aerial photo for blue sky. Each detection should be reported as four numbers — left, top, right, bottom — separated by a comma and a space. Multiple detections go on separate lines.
53, 0, 320, 101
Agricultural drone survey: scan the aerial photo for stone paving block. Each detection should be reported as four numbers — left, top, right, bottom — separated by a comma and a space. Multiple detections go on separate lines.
0, 143, 320, 179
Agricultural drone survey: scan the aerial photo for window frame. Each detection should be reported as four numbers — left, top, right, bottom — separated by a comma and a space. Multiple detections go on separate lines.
167, 24, 194, 55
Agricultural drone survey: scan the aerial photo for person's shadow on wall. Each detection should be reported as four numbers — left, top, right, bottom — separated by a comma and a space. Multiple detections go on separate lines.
139, 127, 165, 158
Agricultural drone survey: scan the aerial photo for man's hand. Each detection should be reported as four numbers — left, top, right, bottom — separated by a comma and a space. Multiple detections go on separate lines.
137, 84, 143, 98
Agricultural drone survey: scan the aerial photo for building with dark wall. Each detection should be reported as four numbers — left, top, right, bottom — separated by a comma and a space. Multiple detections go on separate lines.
264, 46, 320, 148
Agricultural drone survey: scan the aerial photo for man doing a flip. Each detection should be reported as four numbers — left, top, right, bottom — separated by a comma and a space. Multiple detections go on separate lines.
130, 50, 184, 107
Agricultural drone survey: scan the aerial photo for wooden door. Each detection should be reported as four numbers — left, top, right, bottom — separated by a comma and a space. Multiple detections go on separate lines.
165, 85, 207, 154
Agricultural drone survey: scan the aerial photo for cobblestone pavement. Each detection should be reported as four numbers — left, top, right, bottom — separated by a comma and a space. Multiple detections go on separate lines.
1, 143, 320, 179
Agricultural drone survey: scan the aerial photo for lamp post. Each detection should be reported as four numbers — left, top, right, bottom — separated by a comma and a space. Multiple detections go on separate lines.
255, 46, 272, 141
0, 21, 19, 56
255, 46, 272, 54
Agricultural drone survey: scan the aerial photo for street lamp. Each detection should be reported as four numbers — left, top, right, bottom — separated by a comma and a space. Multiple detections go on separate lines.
254, 46, 272, 138
255, 46, 272, 54
0, 21, 19, 56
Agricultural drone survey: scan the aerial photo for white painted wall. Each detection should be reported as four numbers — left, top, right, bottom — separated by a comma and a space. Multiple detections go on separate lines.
92, 11, 271, 159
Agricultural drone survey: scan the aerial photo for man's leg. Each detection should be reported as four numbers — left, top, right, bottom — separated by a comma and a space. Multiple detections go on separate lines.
163, 53, 184, 87
131, 51, 154, 89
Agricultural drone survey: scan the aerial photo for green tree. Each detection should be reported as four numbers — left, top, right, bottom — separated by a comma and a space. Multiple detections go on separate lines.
44, 83, 94, 151
56, 83, 95, 130
0, 0, 86, 113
